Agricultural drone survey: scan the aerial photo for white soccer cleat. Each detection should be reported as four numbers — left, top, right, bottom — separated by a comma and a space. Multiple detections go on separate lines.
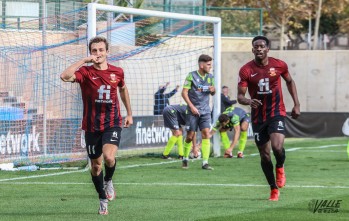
104, 180, 116, 201
98, 198, 109, 215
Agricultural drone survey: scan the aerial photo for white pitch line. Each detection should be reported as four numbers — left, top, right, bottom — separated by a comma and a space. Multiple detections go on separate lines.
308, 144, 346, 149
0, 160, 184, 182
286, 148, 301, 152
248, 144, 344, 157
0, 168, 88, 182
2, 181, 349, 189
119, 159, 183, 169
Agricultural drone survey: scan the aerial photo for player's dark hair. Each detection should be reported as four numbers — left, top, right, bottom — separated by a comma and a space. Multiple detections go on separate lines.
88, 36, 109, 53
218, 114, 229, 123
252, 36, 270, 47
198, 54, 212, 63
222, 85, 228, 89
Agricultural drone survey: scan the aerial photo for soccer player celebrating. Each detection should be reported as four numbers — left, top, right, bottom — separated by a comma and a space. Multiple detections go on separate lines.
161, 104, 187, 159
60, 36, 133, 215
181, 54, 215, 170
211, 106, 250, 158
237, 36, 300, 201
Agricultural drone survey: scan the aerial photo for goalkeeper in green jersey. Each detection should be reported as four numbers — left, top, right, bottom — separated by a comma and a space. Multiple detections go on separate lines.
211, 106, 250, 158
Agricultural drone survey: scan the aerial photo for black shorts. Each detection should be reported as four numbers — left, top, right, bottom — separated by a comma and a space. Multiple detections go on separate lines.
252, 116, 285, 146
163, 106, 185, 130
84, 127, 122, 159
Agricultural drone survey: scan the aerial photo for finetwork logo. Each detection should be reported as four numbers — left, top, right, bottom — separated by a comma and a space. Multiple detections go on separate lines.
135, 121, 171, 144
0, 126, 40, 154
308, 199, 342, 213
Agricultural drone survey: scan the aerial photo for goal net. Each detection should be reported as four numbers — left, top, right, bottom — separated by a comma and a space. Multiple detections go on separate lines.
0, 3, 221, 165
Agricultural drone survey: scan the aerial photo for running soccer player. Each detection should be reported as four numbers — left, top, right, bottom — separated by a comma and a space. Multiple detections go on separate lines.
237, 36, 300, 201
211, 106, 250, 158
60, 36, 133, 215
161, 104, 187, 159
181, 54, 215, 170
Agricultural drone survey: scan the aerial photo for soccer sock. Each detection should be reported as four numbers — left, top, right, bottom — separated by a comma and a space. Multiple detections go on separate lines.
220, 132, 230, 150
163, 136, 178, 156
183, 141, 192, 158
104, 159, 116, 182
260, 160, 277, 190
238, 131, 247, 153
92, 171, 107, 199
274, 148, 286, 168
177, 135, 184, 156
201, 139, 210, 161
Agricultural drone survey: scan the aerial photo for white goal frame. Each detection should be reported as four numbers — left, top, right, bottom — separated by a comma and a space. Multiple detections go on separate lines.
87, 3, 222, 156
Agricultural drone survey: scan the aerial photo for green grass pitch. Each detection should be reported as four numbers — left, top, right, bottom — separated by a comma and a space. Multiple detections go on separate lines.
0, 137, 348, 221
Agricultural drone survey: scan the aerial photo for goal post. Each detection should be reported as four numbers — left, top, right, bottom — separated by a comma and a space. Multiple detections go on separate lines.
0, 4, 224, 166
87, 3, 222, 157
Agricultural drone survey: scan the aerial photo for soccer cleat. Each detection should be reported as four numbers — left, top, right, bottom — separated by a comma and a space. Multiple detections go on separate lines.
237, 152, 244, 158
104, 180, 116, 201
182, 159, 189, 169
98, 198, 109, 215
202, 163, 214, 170
223, 152, 233, 158
269, 189, 280, 201
276, 167, 286, 188
161, 154, 172, 160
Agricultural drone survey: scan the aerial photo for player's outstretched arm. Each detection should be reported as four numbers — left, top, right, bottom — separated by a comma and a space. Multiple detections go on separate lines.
119, 85, 133, 127
229, 125, 240, 149
283, 74, 300, 119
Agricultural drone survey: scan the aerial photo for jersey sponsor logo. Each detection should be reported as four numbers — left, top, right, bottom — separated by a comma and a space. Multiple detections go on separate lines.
96, 85, 112, 103
197, 84, 210, 92
269, 68, 276, 76
251, 73, 258, 77
257, 78, 272, 95
110, 73, 116, 83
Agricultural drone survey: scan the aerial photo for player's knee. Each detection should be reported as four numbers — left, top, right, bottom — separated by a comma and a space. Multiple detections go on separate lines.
173, 130, 182, 137
91, 163, 103, 175
104, 156, 116, 166
260, 152, 271, 162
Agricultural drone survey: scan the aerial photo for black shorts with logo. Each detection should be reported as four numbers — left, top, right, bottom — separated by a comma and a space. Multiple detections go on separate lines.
84, 127, 122, 159
252, 116, 285, 146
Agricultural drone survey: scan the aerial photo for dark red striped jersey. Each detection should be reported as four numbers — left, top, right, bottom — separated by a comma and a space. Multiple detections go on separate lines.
74, 64, 125, 132
238, 57, 289, 124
